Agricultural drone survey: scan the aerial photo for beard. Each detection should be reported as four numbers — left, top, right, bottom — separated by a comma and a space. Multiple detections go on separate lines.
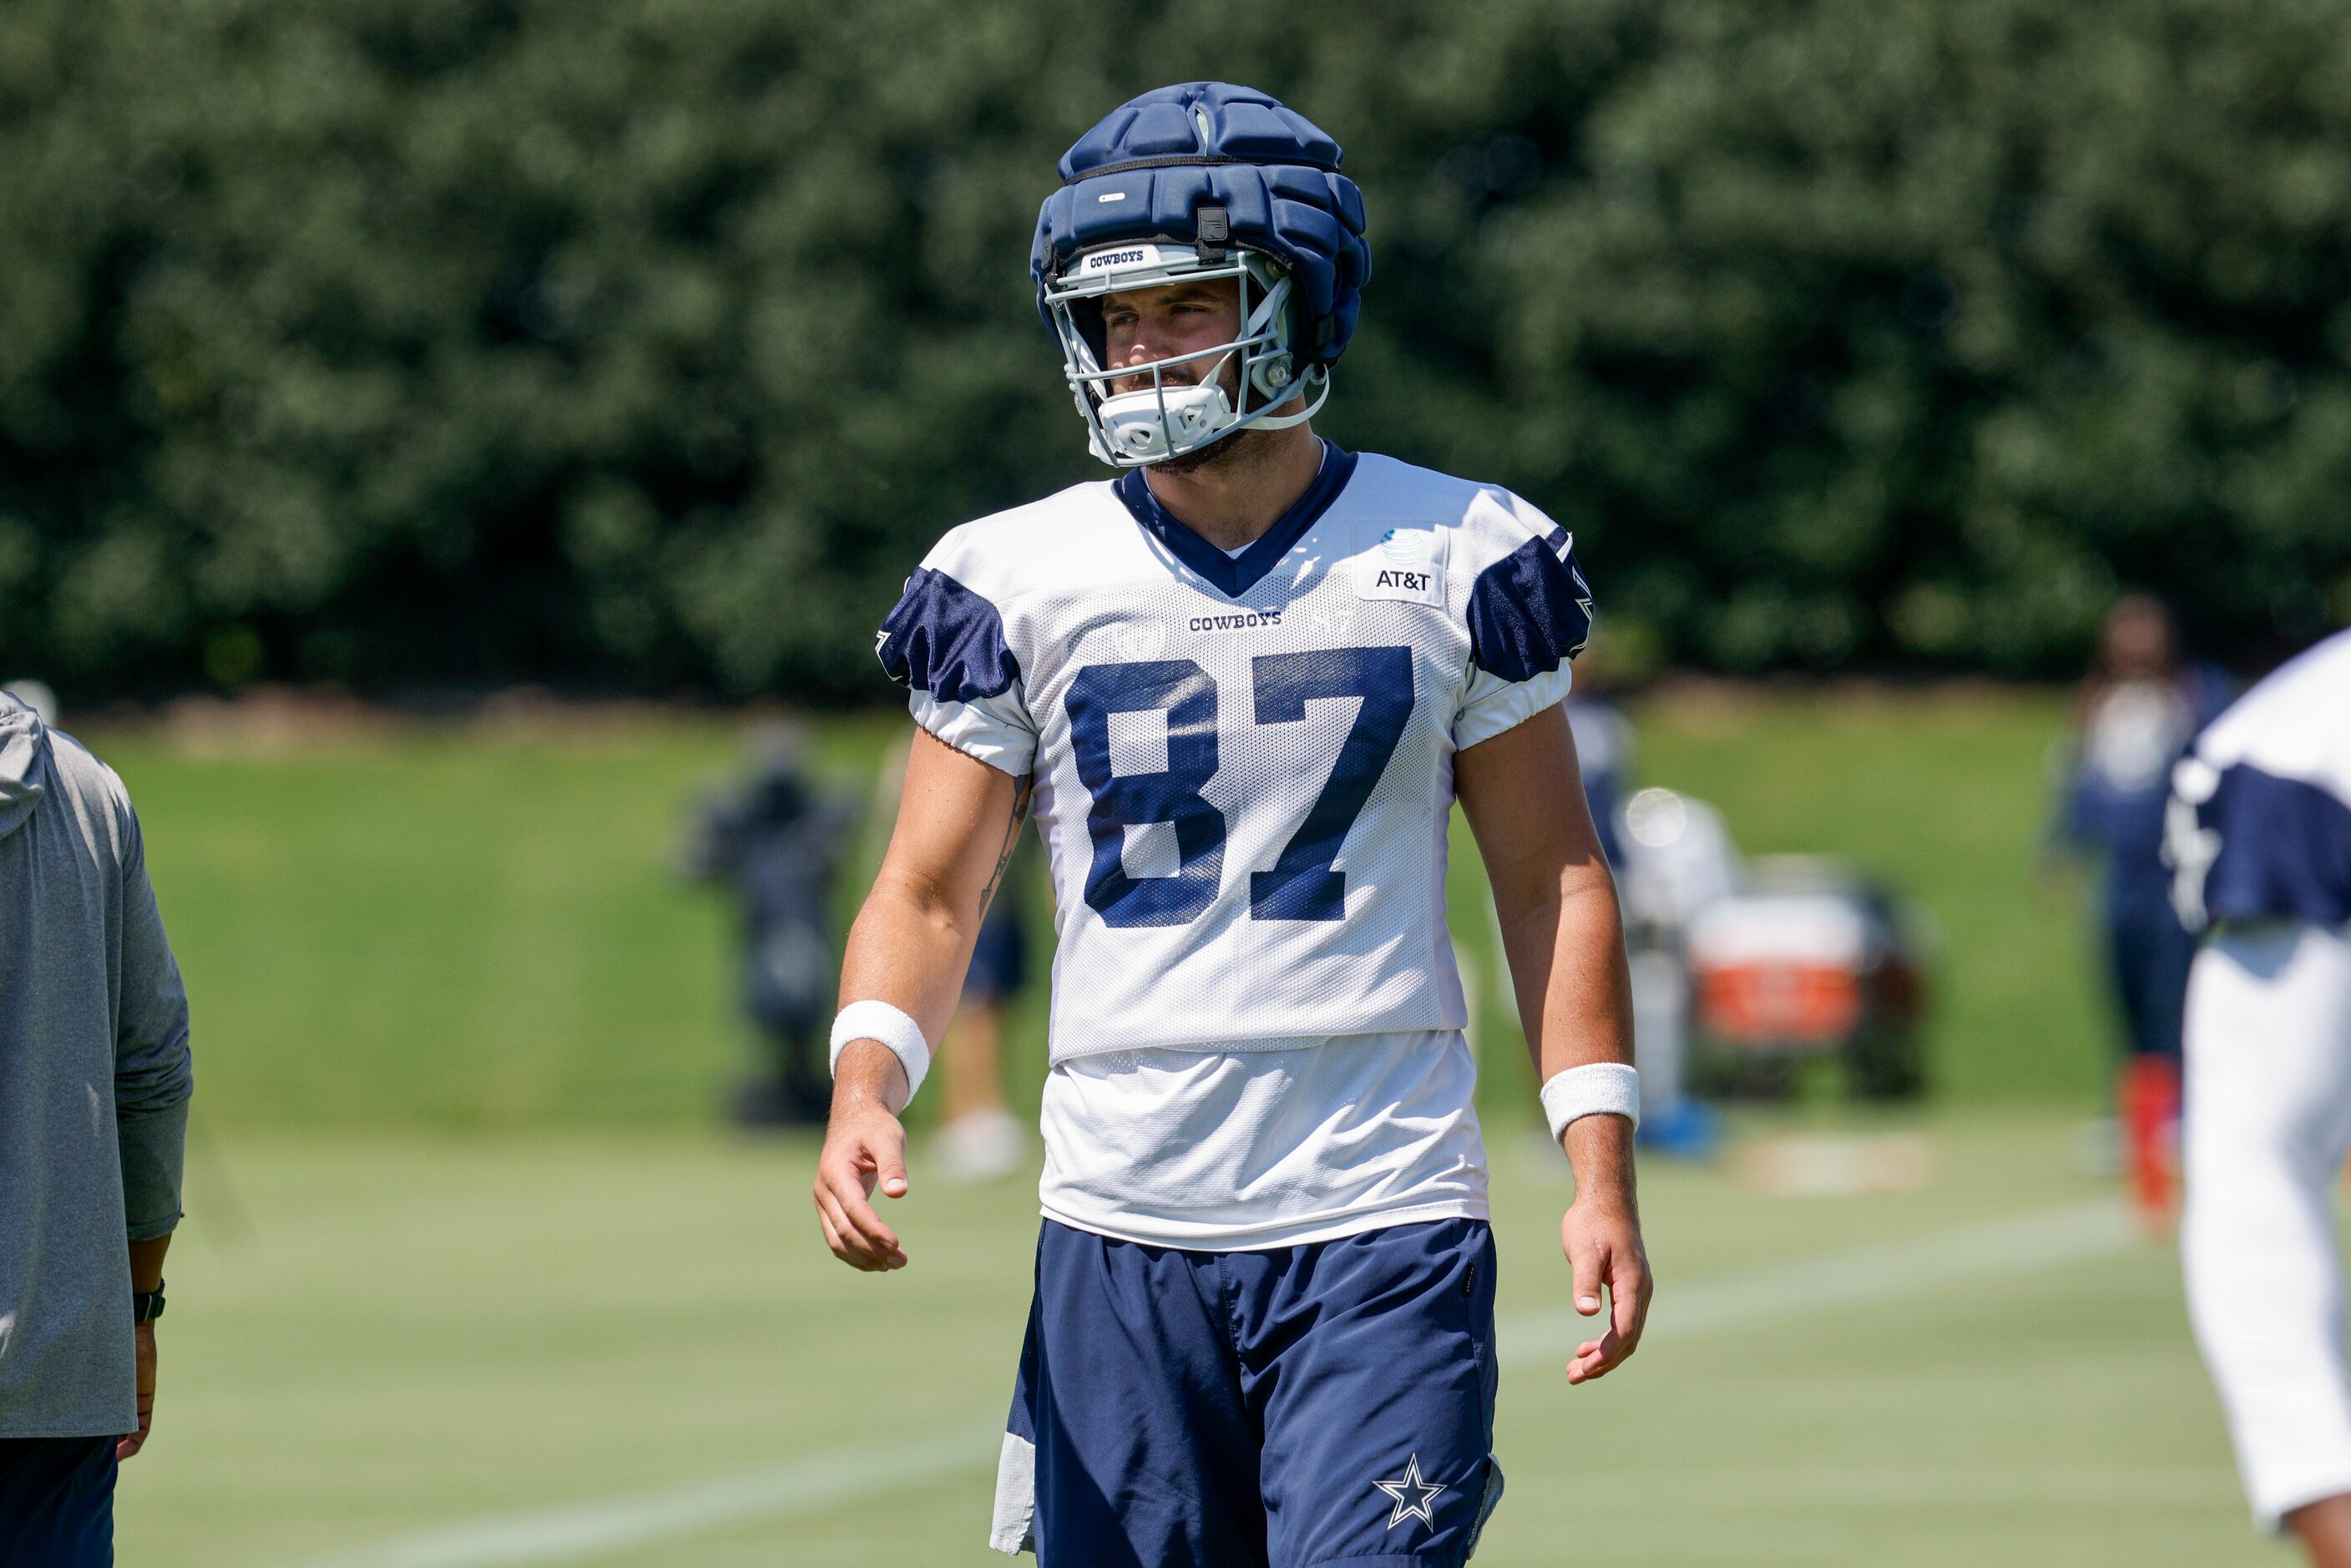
1108, 352, 1303, 475
1155, 406, 1303, 477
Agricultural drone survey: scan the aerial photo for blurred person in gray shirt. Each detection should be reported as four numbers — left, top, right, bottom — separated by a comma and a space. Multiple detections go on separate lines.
0, 690, 193, 1565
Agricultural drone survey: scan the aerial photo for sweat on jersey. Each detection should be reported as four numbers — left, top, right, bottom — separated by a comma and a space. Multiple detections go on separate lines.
874, 443, 1590, 1246
2168, 628, 2351, 933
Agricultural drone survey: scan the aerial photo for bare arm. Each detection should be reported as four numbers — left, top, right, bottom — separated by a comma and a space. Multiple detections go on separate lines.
1456, 702, 1651, 1383
117, 1234, 170, 1460
814, 728, 1029, 1272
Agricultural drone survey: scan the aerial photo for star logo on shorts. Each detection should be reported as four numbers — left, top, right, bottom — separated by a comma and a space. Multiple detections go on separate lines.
1373, 1453, 1445, 1530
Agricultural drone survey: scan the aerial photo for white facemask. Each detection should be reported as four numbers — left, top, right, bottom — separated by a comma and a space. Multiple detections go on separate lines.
1043, 243, 1330, 468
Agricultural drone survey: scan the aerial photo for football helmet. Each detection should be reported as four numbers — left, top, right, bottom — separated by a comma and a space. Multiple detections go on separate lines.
1031, 83, 1372, 468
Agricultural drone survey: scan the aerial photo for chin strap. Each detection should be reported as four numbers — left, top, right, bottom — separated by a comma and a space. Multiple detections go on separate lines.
1090, 365, 1333, 466
1246, 365, 1331, 432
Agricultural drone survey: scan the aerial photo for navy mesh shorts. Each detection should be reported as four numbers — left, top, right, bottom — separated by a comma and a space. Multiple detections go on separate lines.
991, 1217, 1504, 1566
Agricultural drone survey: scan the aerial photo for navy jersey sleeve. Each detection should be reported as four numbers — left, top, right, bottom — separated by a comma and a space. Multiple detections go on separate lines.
2166, 633, 2351, 932
2172, 760, 2351, 930
874, 554, 1037, 776
1454, 492, 1592, 748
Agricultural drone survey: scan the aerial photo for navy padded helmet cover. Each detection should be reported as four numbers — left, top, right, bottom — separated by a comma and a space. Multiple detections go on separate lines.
1033, 83, 1371, 365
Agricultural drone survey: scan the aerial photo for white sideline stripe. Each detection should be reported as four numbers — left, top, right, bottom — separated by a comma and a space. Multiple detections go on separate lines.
298, 1199, 2132, 1568
296, 1422, 1001, 1568
1496, 1196, 2134, 1368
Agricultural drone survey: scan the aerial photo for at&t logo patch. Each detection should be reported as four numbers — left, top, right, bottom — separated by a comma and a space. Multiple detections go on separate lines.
1355, 520, 1447, 606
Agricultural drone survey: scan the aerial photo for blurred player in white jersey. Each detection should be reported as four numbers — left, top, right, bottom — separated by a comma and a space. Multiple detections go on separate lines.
2170, 628, 2351, 1563
811, 83, 1649, 1565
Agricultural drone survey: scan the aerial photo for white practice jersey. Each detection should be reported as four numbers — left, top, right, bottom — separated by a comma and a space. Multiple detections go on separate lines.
2170, 631, 2351, 1529
877, 443, 1590, 1245
1036, 1031, 1491, 1249
880, 443, 1588, 1059
2168, 629, 2351, 935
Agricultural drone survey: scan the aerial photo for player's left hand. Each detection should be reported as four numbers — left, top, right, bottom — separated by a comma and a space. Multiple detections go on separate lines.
116, 1321, 156, 1460
1560, 1196, 1651, 1384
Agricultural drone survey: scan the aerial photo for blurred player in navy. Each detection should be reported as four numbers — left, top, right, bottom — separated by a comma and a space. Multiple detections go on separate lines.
930, 889, 1032, 1181
2047, 594, 2230, 1222
811, 83, 1651, 1565
2169, 630, 2351, 1564
685, 723, 854, 1126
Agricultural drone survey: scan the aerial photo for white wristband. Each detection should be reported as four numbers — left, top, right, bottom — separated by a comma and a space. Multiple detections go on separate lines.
1540, 1062, 1640, 1144
830, 1000, 930, 1104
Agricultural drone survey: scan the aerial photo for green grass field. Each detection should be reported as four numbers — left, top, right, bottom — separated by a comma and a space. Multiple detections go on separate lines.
91, 685, 2109, 1134
68, 689, 2280, 1564
121, 1116, 2283, 1565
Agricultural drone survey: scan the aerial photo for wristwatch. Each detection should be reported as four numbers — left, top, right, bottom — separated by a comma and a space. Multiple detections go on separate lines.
132, 1281, 165, 1324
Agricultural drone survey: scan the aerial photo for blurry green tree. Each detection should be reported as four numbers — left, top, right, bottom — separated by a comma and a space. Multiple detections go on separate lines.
2, 0, 2347, 695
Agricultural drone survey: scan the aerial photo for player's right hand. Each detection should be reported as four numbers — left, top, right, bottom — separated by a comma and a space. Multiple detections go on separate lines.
814, 1094, 912, 1272
115, 1320, 156, 1459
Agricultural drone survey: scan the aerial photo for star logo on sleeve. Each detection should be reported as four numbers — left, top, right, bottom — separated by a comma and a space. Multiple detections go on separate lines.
1373, 1453, 1445, 1530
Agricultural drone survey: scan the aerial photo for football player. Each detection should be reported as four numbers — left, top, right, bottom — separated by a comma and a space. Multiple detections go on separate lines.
813, 83, 1649, 1565
2170, 628, 2351, 1564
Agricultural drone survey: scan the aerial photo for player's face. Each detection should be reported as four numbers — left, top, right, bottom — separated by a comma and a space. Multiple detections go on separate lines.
1100, 280, 1244, 402
2103, 606, 2175, 677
